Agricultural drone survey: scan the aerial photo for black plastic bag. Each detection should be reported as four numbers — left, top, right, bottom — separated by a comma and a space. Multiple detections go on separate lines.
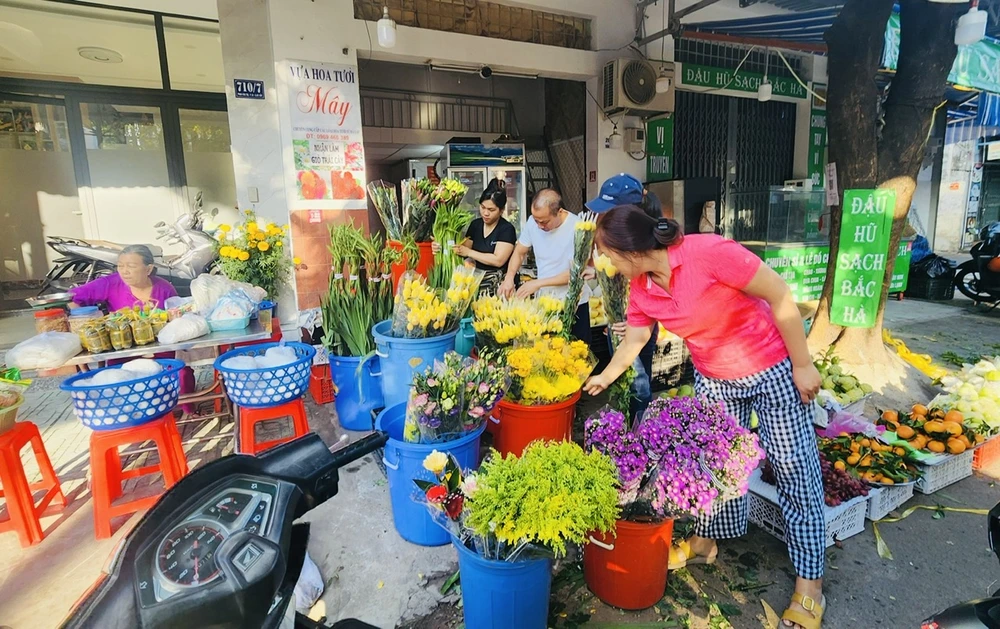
911, 254, 956, 279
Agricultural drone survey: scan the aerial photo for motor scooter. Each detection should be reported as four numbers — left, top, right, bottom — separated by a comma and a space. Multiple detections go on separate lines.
954, 222, 1000, 308
39, 192, 219, 298
921, 502, 1000, 628
60, 431, 387, 629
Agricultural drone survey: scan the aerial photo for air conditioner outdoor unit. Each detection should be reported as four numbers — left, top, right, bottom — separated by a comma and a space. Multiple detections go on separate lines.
601, 58, 675, 116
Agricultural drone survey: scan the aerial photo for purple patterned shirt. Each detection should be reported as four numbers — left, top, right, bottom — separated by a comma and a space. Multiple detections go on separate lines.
69, 274, 177, 310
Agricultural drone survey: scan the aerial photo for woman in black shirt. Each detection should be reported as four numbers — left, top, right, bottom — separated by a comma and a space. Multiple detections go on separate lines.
440, 179, 516, 296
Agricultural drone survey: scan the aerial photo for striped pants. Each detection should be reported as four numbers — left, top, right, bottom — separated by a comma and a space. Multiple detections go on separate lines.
694, 359, 826, 580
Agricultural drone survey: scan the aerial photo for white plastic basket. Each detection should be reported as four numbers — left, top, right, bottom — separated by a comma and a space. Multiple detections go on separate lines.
866, 483, 915, 521
747, 469, 867, 548
915, 450, 974, 494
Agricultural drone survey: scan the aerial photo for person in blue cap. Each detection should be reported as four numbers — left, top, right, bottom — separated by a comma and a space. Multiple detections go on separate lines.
586, 173, 662, 419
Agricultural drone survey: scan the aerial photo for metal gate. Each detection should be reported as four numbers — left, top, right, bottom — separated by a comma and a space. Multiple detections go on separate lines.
672, 90, 796, 240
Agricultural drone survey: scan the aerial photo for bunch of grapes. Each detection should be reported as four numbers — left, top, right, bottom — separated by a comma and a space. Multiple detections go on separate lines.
760, 455, 868, 507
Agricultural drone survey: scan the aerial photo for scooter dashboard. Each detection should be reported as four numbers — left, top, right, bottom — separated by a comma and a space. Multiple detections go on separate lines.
134, 476, 280, 609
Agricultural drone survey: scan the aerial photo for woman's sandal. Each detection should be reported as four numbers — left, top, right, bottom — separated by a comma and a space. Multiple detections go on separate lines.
781, 592, 826, 629
667, 539, 718, 570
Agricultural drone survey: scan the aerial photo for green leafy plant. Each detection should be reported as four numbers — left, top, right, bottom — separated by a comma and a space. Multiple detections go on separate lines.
215, 209, 292, 299
464, 441, 619, 558
429, 201, 474, 290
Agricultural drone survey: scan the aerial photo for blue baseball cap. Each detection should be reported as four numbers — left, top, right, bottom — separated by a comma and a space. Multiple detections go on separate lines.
586, 173, 644, 213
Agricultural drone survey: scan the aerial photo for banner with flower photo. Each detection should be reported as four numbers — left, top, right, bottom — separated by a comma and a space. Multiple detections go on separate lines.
280, 59, 366, 210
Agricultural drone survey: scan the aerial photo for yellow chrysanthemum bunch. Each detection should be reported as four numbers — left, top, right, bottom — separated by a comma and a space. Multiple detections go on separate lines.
472, 295, 564, 350
506, 336, 596, 406
215, 209, 291, 298
575, 219, 596, 232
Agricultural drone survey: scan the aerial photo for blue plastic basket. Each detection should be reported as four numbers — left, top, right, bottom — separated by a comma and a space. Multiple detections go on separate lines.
60, 359, 184, 431
214, 342, 315, 408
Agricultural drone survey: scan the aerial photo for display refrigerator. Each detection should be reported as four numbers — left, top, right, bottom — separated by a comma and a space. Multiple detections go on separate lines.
446, 143, 527, 229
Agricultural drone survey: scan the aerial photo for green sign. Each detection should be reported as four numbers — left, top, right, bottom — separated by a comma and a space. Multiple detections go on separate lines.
763, 246, 830, 302
807, 85, 827, 189
762, 240, 912, 303
830, 189, 897, 328
883, 13, 1000, 93
679, 63, 808, 99
645, 116, 674, 182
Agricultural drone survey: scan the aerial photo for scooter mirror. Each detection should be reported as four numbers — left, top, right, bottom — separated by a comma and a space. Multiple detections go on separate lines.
988, 502, 1000, 560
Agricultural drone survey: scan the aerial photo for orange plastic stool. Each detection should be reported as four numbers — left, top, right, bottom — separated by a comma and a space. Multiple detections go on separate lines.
89, 414, 188, 539
236, 397, 309, 455
0, 422, 67, 547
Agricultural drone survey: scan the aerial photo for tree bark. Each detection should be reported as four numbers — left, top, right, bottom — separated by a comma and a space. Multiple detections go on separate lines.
810, 0, 962, 369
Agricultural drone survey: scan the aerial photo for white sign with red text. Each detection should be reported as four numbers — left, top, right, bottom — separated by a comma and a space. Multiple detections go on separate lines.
282, 59, 366, 210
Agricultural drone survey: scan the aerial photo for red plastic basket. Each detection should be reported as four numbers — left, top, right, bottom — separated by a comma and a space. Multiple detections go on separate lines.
973, 435, 1000, 471
309, 365, 336, 405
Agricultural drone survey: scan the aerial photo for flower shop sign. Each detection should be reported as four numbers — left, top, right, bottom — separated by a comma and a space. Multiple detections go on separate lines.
281, 59, 366, 210
830, 189, 896, 328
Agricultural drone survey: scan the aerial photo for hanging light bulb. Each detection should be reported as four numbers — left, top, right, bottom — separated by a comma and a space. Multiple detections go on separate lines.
377, 6, 397, 49
608, 125, 623, 150
655, 69, 671, 94
758, 47, 772, 102
955, 0, 987, 46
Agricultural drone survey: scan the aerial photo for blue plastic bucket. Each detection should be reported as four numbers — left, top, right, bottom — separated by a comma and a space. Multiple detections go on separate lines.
376, 404, 485, 547
329, 354, 383, 431
454, 317, 476, 357
454, 537, 553, 629
371, 320, 458, 409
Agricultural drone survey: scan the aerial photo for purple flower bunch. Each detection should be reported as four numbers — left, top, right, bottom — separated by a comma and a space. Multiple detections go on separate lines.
462, 352, 511, 431
584, 407, 649, 505
637, 396, 764, 517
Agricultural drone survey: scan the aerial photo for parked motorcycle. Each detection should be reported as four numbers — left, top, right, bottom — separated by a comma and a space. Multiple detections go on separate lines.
39, 193, 219, 298
954, 222, 1000, 307
60, 431, 387, 629
921, 502, 1000, 628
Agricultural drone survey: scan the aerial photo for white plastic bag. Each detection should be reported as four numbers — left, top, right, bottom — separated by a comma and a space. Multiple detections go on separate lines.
220, 355, 258, 370
119, 358, 163, 377
191, 275, 267, 314
6, 332, 82, 369
207, 289, 256, 322
293, 552, 324, 613
157, 314, 210, 344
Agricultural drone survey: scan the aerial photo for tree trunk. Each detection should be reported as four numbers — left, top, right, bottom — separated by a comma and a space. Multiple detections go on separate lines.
809, 0, 963, 376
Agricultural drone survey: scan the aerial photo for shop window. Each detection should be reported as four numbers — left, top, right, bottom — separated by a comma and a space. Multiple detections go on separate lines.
0, 0, 162, 89
0, 98, 82, 282
164, 18, 225, 92
354, 0, 592, 51
179, 109, 236, 220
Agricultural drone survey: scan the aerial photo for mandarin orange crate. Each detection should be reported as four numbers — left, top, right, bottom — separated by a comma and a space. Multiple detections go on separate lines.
973, 435, 1000, 472
309, 365, 335, 405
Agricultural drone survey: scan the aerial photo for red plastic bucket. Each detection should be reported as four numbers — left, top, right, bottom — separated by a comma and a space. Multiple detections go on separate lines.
489, 392, 579, 457
388, 240, 435, 290
583, 518, 674, 610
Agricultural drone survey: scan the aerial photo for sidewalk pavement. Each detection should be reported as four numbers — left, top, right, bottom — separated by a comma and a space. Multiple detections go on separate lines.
0, 295, 997, 629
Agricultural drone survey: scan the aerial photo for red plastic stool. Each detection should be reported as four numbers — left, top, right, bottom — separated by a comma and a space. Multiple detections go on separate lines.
0, 422, 67, 547
237, 398, 309, 455
89, 414, 188, 539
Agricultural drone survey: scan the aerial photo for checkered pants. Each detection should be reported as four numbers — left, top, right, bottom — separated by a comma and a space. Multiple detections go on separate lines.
694, 359, 826, 580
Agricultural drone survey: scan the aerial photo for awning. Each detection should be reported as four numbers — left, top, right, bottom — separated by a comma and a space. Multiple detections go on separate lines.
686, 6, 841, 44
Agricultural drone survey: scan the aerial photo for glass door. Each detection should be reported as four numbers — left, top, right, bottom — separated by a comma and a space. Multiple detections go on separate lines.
179, 108, 237, 228
79, 102, 177, 248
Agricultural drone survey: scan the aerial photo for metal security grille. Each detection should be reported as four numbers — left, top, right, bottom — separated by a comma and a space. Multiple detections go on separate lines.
672, 89, 796, 240
354, 0, 592, 50
672, 89, 730, 201
360, 88, 511, 133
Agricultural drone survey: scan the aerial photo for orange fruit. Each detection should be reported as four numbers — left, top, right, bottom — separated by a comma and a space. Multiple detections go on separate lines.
881, 477, 895, 486
850, 442, 861, 453
930, 408, 946, 420
861, 438, 871, 448
896, 425, 915, 439
847, 453, 861, 466
923, 420, 945, 435
912, 404, 929, 417
945, 410, 964, 424
959, 435, 972, 448
882, 410, 899, 423
911, 435, 928, 450
927, 440, 946, 453
941, 421, 963, 436
894, 447, 907, 456
947, 438, 967, 454
834, 460, 846, 472
860, 455, 873, 467
976, 433, 987, 444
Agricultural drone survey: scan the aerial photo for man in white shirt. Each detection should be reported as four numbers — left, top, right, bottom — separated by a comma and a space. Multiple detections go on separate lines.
498, 188, 592, 343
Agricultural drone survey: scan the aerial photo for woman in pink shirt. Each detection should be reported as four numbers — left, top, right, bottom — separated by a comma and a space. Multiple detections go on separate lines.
68, 245, 177, 310
584, 206, 825, 629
